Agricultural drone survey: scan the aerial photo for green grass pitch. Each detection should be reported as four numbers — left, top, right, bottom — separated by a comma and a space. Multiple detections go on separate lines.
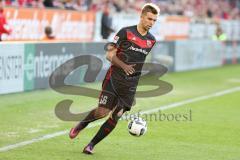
0, 64, 240, 160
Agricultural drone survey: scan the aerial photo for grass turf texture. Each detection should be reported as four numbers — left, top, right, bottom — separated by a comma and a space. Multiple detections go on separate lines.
0, 64, 240, 160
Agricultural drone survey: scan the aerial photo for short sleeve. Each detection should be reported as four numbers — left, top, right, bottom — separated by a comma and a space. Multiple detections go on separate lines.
112, 28, 126, 46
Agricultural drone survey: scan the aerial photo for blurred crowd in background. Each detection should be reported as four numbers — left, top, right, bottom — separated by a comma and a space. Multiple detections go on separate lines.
1, 0, 240, 20
0, 0, 240, 41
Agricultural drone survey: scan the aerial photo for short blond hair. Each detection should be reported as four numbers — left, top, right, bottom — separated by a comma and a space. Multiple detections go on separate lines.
141, 3, 160, 16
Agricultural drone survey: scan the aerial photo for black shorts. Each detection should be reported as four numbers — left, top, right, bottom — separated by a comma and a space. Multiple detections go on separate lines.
98, 72, 138, 111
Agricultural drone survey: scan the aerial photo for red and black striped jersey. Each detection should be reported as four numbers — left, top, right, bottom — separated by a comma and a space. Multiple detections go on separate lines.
110, 25, 156, 79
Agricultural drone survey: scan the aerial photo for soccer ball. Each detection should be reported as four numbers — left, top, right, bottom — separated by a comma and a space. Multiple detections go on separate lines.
128, 117, 147, 136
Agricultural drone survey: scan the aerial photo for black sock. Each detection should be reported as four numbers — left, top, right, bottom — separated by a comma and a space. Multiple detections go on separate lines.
90, 118, 117, 147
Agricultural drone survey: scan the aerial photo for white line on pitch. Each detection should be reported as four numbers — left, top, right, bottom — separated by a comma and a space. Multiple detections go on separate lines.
0, 86, 240, 152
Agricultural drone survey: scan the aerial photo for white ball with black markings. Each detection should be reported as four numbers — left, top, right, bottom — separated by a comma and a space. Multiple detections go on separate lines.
128, 117, 147, 136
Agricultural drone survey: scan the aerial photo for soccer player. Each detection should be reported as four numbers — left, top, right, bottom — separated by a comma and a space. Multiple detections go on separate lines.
69, 3, 159, 154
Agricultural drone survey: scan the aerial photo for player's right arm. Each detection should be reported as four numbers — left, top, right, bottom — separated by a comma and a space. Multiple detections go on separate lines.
106, 44, 135, 75
105, 28, 135, 76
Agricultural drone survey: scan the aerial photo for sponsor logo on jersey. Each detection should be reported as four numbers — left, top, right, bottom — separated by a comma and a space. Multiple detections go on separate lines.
129, 46, 149, 55
147, 40, 152, 47
113, 36, 119, 43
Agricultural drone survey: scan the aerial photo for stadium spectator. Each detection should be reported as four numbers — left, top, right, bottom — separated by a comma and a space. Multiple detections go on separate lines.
212, 24, 227, 41
43, 0, 54, 7
43, 26, 55, 40
1, 0, 239, 20
72, 0, 89, 11
30, 0, 44, 8
101, 5, 114, 40
0, 3, 11, 41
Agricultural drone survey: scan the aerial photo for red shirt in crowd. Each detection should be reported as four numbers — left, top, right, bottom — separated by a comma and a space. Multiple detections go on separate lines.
0, 8, 11, 40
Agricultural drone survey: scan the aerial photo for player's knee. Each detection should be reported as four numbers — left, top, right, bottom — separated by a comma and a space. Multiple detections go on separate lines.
95, 106, 110, 119
117, 109, 124, 117
111, 108, 124, 121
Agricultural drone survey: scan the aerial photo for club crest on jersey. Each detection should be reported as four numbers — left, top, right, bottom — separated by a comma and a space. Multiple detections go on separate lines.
113, 36, 119, 43
147, 40, 152, 47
